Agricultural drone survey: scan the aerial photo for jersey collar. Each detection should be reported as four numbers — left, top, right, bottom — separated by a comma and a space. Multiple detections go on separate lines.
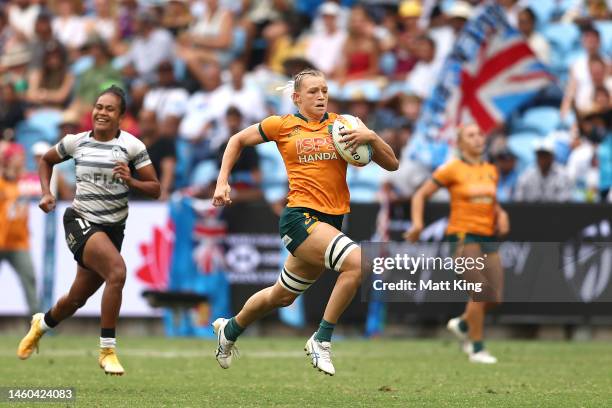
89, 130, 121, 139
294, 112, 329, 123
459, 153, 483, 165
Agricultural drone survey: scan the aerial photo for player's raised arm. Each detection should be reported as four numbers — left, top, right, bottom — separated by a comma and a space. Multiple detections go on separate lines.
213, 124, 265, 207
38, 146, 64, 213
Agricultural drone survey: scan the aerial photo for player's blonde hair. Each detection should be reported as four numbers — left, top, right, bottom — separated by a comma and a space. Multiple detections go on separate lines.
293, 69, 325, 92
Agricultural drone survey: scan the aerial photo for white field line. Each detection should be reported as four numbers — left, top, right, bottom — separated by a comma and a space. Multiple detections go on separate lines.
1, 349, 356, 359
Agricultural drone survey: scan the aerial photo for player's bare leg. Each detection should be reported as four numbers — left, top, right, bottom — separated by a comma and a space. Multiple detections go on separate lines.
214, 256, 323, 369
293, 222, 361, 375
81, 232, 127, 375
448, 244, 502, 364
17, 266, 104, 360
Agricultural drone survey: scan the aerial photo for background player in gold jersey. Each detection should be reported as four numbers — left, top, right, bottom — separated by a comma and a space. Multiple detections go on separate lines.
406, 124, 509, 364
211, 69, 399, 375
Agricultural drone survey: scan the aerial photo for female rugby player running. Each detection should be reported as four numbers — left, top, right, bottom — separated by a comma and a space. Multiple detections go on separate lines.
405, 124, 509, 364
212, 69, 398, 376
17, 86, 160, 375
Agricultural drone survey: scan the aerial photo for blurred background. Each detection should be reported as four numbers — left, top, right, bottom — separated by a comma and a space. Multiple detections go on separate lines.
0, 0, 611, 340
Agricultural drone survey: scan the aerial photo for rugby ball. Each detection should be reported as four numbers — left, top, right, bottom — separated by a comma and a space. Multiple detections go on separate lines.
331, 114, 373, 167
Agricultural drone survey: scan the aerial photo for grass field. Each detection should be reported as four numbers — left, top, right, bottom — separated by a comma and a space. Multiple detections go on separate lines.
1, 335, 611, 407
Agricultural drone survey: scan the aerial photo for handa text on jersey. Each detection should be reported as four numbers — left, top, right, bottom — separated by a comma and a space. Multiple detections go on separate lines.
298, 151, 338, 163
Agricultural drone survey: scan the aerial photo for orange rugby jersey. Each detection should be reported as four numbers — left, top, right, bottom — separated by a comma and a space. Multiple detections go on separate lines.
432, 158, 498, 237
258, 112, 350, 215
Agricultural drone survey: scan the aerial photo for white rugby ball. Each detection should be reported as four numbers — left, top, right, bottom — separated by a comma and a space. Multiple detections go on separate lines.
331, 114, 372, 167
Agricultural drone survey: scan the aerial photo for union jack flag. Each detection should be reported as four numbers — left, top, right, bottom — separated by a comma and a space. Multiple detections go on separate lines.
452, 31, 553, 134
406, 2, 553, 169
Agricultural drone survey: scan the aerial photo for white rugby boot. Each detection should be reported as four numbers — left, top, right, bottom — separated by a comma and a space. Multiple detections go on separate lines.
212, 318, 238, 369
469, 349, 498, 364
304, 333, 335, 376
447, 317, 470, 354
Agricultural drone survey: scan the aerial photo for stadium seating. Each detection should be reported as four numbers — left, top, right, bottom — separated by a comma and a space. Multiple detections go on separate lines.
512, 106, 562, 135
542, 23, 581, 80
507, 131, 541, 172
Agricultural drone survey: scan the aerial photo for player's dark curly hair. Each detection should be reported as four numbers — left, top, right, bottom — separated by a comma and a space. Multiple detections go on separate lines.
96, 85, 127, 115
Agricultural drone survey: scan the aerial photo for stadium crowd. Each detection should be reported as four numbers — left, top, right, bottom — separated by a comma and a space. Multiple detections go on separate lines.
0, 0, 611, 208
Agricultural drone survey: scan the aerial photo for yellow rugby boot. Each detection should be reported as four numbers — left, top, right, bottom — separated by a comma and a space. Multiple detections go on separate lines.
98, 348, 125, 376
17, 313, 46, 360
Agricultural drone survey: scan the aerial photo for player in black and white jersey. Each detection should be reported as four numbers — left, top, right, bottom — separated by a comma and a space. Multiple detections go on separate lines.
17, 86, 160, 376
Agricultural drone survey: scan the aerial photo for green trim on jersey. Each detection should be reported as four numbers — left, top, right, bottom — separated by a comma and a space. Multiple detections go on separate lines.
258, 123, 269, 142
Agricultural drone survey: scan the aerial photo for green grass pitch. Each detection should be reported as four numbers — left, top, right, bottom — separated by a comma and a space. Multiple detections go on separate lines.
1, 335, 611, 407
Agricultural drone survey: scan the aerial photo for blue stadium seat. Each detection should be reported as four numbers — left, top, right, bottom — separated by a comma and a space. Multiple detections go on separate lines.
190, 159, 218, 187
15, 110, 62, 171
595, 21, 612, 56
527, 0, 555, 25
542, 23, 580, 54
15, 113, 60, 171
26, 110, 62, 143
346, 165, 383, 203
256, 142, 287, 203
507, 131, 541, 173
513, 106, 562, 135
542, 23, 580, 82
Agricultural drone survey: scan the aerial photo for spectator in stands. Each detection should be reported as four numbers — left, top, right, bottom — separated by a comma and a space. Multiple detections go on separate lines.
561, 25, 608, 121
121, 9, 175, 92
593, 86, 610, 110
398, 0, 422, 35
493, 148, 519, 203
406, 35, 442, 99
28, 11, 56, 69
567, 110, 604, 201
162, 0, 193, 37
179, 0, 234, 67
138, 110, 176, 201
563, 56, 612, 116
51, 0, 87, 55
214, 106, 262, 202
71, 34, 123, 115
242, 0, 292, 69
0, 142, 38, 314
7, 0, 40, 41
0, 79, 25, 141
389, 24, 418, 81
179, 62, 223, 142
207, 58, 267, 124
0, 44, 31, 95
304, 2, 346, 76
141, 60, 189, 139
25, 42, 74, 110
430, 0, 473, 62
52, 110, 80, 200
85, 0, 119, 52
514, 139, 573, 202
584, 107, 612, 200
116, 0, 139, 45
0, 7, 18, 56
562, 0, 612, 23
334, 5, 380, 84
517, 7, 551, 65
266, 11, 309, 74
498, 0, 521, 27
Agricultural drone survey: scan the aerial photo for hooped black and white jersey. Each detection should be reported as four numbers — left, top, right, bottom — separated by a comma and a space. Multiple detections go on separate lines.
56, 130, 152, 224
